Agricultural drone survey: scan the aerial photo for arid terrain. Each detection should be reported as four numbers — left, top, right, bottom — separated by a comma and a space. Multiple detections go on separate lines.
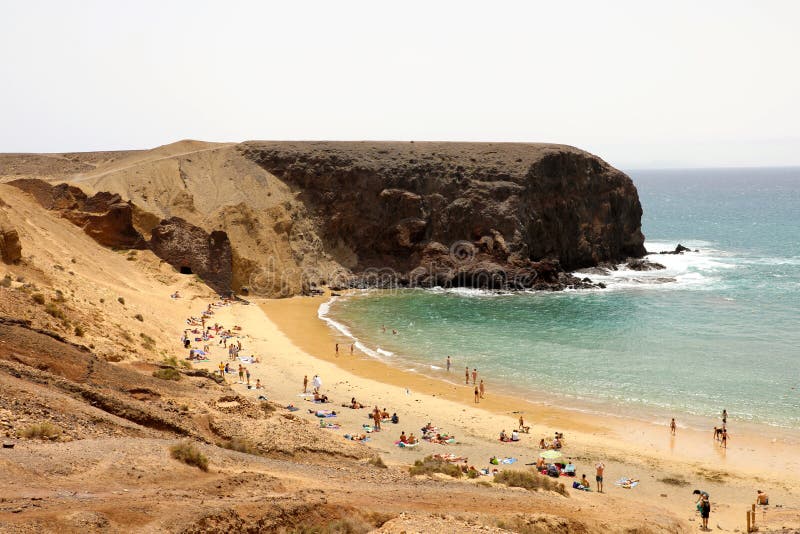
1, 145, 798, 533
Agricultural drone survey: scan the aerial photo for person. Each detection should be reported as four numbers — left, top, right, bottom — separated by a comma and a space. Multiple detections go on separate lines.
381, 324, 386, 333
722, 409, 728, 425
350, 343, 354, 354
693, 489, 710, 512
373, 409, 381, 431
700, 494, 711, 530
511, 429, 520, 441
756, 490, 769, 505
218, 361, 225, 378
245, 367, 251, 386
474, 385, 480, 403
465, 366, 470, 385
446, 355, 451, 372
564, 460, 576, 476
595, 462, 605, 493
335, 343, 339, 355
472, 368, 477, 385
399, 431, 408, 444
721, 427, 729, 448
238, 364, 244, 383
312, 374, 322, 393
519, 415, 530, 433
713, 426, 719, 441
391, 413, 399, 424
255, 379, 263, 389
580, 474, 591, 490
392, 329, 397, 335
539, 438, 546, 449
670, 418, 676, 435
408, 432, 417, 444
535, 456, 545, 470
499, 430, 508, 442
303, 375, 308, 393
479, 379, 485, 399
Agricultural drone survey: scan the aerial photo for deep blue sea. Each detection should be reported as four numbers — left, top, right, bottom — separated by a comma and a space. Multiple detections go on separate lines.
323, 168, 800, 429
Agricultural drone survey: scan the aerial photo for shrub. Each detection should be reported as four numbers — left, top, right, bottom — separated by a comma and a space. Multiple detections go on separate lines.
493, 469, 568, 496
368, 455, 387, 469
162, 355, 179, 367
99, 298, 105, 304
153, 367, 181, 381
133, 313, 144, 322
54, 289, 66, 302
117, 297, 125, 305
20, 422, 61, 440
140, 332, 155, 350
0, 275, 11, 288
409, 456, 462, 478
659, 476, 690, 487
74, 325, 85, 337
169, 441, 209, 471
32, 293, 45, 305
220, 437, 258, 455
44, 303, 67, 321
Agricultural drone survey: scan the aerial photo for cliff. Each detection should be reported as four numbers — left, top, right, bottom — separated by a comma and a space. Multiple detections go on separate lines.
0, 140, 646, 295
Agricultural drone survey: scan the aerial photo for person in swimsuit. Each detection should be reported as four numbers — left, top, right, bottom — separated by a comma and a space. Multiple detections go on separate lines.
595, 462, 605, 493
474, 385, 480, 403
756, 490, 769, 505
670, 418, 676, 435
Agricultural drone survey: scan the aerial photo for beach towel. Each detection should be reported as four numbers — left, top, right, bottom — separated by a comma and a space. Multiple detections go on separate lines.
285, 405, 300, 412
501, 457, 517, 464
394, 441, 418, 448
615, 478, 639, 488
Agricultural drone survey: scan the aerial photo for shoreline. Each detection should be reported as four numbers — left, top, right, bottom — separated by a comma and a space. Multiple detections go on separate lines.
182, 294, 800, 532
319, 291, 800, 439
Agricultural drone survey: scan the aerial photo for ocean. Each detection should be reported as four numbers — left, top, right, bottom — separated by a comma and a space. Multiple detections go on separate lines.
322, 167, 800, 429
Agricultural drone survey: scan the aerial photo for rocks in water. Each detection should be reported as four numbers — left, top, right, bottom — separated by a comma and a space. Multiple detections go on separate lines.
654, 243, 698, 255
0, 210, 22, 264
626, 259, 666, 271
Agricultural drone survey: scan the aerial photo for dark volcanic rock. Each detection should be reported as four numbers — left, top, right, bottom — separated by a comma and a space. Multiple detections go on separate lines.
7, 179, 146, 249
0, 210, 22, 264
239, 141, 646, 291
626, 259, 666, 271
655, 243, 697, 255
149, 217, 233, 295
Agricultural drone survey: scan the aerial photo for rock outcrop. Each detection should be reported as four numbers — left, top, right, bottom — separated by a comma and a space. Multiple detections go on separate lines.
239, 141, 646, 291
149, 217, 233, 295
0, 210, 22, 264
7, 179, 147, 249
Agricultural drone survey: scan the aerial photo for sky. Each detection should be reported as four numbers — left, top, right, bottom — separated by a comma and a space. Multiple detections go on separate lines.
1, 1, 798, 168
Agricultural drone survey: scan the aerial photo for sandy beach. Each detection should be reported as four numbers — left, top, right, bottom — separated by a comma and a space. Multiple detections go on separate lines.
181, 293, 800, 532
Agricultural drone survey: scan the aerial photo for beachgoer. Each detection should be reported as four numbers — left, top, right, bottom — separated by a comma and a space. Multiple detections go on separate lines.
245, 368, 250, 386
499, 430, 508, 441
392, 329, 397, 335
595, 462, 605, 493
472, 368, 477, 385
303, 375, 308, 393
580, 474, 591, 490
381, 324, 386, 333
700, 494, 711, 530
519, 415, 530, 433
391, 413, 399, 424
312, 374, 322, 393
511, 429, 520, 441
350, 343, 354, 354
722, 409, 727, 424
721, 428, 729, 448
255, 379, 262, 389
756, 490, 769, 505
670, 418, 676, 435
400, 431, 407, 443
218, 361, 225, 378
713, 426, 719, 441
408, 433, 417, 444
446, 355, 451, 372
479, 379, 485, 399
539, 438, 546, 449
238, 364, 244, 382
474, 385, 480, 403
693, 489, 710, 512
335, 343, 339, 355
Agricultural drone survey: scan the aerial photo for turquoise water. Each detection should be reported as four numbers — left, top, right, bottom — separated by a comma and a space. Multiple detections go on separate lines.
324, 168, 800, 428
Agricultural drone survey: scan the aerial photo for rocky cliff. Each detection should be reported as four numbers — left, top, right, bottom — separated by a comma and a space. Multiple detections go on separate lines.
1, 140, 646, 295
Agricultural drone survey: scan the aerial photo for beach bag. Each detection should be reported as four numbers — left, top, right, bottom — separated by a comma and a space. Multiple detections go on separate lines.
547, 465, 559, 478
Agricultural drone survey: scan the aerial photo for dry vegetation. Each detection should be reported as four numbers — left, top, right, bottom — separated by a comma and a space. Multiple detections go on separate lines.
169, 441, 209, 471
493, 470, 569, 497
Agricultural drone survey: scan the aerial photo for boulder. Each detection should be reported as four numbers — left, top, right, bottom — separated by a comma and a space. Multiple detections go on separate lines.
0, 211, 22, 264
626, 259, 666, 271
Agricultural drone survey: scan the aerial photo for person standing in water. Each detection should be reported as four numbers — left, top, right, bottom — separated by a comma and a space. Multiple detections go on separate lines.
479, 379, 485, 399
670, 418, 677, 435
446, 356, 451, 372
474, 385, 480, 403
721, 409, 727, 425
721, 427, 729, 448
472, 368, 477, 385
465, 366, 469, 385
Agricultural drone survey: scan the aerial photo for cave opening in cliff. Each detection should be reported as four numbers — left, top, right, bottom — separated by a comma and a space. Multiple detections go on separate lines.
179, 266, 193, 275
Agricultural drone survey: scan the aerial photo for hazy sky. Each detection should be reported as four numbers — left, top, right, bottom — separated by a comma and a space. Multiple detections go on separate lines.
2, 1, 798, 168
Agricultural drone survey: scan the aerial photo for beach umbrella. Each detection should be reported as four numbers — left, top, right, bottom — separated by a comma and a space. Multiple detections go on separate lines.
538, 450, 562, 460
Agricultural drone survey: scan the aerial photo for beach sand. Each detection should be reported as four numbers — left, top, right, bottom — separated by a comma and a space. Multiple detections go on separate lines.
185, 294, 800, 532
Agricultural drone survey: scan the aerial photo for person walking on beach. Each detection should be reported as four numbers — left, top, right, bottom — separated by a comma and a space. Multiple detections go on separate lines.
238, 364, 244, 383
699, 494, 711, 530
721, 427, 729, 448
479, 379, 485, 399
350, 343, 354, 355
595, 462, 605, 493
465, 366, 470, 385
335, 343, 339, 355
446, 356, 451, 372
474, 385, 480, 403
312, 374, 322, 394
670, 418, 676, 435
245, 367, 251, 386
472, 368, 477, 385
303, 375, 308, 393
